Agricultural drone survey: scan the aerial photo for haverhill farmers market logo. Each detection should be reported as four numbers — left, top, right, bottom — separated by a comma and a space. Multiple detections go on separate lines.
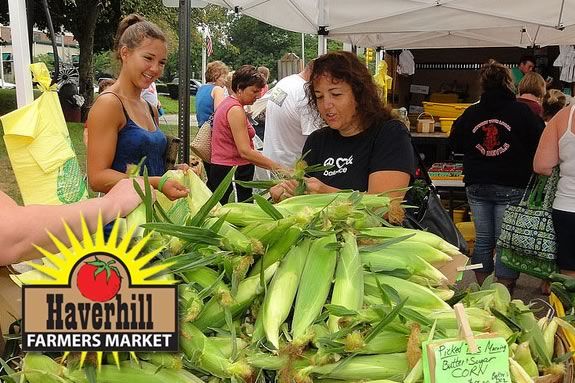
21, 216, 178, 352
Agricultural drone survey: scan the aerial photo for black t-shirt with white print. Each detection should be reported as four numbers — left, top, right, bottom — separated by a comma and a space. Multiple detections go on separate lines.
302, 119, 415, 192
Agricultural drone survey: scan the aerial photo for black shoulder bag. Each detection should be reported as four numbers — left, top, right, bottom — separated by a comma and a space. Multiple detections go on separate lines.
403, 143, 469, 254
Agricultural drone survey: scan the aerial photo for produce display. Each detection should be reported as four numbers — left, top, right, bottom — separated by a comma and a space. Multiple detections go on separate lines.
5, 169, 575, 383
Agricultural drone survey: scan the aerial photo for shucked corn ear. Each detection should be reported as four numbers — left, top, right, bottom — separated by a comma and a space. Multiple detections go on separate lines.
292, 234, 338, 341
328, 231, 364, 332
262, 238, 311, 349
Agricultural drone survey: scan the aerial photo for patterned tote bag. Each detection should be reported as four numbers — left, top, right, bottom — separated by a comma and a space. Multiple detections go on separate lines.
497, 167, 560, 279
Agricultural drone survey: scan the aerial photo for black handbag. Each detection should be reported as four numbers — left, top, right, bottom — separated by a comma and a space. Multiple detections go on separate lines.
404, 143, 469, 254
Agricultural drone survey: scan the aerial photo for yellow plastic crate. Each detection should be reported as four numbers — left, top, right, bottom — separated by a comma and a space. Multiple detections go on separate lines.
423, 101, 472, 119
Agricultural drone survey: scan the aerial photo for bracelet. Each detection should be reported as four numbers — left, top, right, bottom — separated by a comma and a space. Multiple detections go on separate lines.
158, 174, 170, 193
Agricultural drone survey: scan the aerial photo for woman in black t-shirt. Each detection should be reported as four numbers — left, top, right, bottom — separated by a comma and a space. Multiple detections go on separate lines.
271, 51, 415, 201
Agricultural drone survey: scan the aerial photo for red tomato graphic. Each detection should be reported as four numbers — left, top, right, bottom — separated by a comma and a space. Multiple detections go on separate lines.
76, 257, 122, 302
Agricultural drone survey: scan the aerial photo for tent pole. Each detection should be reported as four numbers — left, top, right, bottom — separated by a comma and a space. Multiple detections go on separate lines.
8, 0, 33, 107
177, 0, 191, 163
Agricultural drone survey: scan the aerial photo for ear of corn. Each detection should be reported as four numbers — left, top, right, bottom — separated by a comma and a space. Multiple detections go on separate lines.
194, 262, 279, 330
360, 251, 447, 286
359, 227, 460, 257
214, 202, 274, 227
291, 234, 338, 341
364, 274, 451, 311
180, 322, 253, 380
248, 226, 302, 277
509, 357, 535, 383
262, 238, 311, 349
308, 353, 409, 381
328, 231, 364, 332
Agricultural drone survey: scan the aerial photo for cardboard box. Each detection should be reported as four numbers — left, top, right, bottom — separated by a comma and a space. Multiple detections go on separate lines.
0, 267, 22, 332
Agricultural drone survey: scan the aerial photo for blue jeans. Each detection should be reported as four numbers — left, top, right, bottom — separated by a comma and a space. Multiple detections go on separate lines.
466, 184, 524, 280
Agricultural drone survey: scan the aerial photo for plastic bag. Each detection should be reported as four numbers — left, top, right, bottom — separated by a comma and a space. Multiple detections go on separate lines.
0, 63, 87, 205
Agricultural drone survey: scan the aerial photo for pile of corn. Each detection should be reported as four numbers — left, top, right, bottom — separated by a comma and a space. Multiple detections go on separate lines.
12, 170, 573, 382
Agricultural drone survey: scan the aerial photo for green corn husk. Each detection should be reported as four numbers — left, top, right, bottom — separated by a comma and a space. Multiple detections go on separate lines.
509, 357, 535, 383
214, 202, 275, 227
194, 263, 279, 330
307, 353, 409, 381
328, 231, 364, 332
209, 337, 249, 358
360, 251, 447, 286
360, 330, 409, 354
364, 274, 451, 311
248, 226, 302, 277
178, 284, 204, 322
359, 227, 459, 257
240, 216, 305, 246
22, 353, 68, 383
68, 361, 203, 383
262, 238, 311, 349
543, 317, 559, 361
513, 341, 539, 377
292, 234, 338, 341
203, 217, 263, 255
138, 352, 183, 370
180, 322, 253, 380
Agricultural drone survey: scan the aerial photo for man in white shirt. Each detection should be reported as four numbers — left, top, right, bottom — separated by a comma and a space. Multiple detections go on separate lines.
261, 62, 319, 174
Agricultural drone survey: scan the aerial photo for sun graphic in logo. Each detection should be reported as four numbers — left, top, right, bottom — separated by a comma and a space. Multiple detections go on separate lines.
23, 214, 176, 286
20, 214, 178, 367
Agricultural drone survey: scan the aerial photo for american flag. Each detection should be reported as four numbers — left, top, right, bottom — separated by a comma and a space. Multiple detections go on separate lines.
204, 28, 213, 57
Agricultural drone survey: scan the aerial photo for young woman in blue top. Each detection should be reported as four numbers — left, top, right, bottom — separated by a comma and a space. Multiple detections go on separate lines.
86, 14, 188, 200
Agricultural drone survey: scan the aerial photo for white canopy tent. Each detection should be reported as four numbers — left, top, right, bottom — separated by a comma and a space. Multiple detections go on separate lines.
205, 0, 575, 49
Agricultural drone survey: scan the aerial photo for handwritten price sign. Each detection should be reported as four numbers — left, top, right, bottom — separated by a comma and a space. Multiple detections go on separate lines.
423, 337, 511, 383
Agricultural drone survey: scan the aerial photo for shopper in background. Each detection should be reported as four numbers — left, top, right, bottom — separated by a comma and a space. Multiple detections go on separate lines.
511, 55, 536, 88
517, 72, 546, 118
450, 59, 544, 292
210, 65, 285, 203
543, 89, 570, 122
534, 101, 575, 277
271, 51, 414, 201
86, 14, 188, 201
257, 66, 270, 97
262, 61, 319, 171
195, 61, 230, 127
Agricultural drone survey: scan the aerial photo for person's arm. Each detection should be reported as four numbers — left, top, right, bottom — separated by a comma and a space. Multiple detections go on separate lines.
87, 95, 188, 200
0, 179, 145, 266
212, 86, 226, 110
533, 119, 560, 176
228, 106, 284, 171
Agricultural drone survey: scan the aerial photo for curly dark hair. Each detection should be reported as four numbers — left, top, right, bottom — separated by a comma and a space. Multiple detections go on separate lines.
305, 51, 391, 131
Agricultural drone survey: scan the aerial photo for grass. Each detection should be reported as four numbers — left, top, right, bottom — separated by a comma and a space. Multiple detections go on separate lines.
0, 121, 183, 204
158, 94, 196, 115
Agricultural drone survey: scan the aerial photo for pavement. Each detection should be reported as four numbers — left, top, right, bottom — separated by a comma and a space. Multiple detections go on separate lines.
160, 113, 198, 127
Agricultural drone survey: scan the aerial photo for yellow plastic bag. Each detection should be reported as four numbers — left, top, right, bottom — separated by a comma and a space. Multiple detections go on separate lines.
0, 63, 87, 205
374, 61, 393, 105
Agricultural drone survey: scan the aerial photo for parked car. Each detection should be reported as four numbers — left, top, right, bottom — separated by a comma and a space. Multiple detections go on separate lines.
167, 78, 202, 99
